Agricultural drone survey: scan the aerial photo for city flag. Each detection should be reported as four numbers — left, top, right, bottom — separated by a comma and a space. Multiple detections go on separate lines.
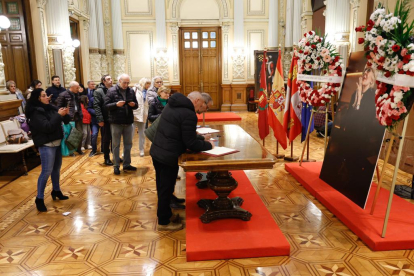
283, 52, 302, 143
258, 52, 269, 140
268, 50, 287, 149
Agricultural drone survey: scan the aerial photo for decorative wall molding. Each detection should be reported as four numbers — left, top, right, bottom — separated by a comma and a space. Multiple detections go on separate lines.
247, 0, 265, 16
101, 54, 109, 76
247, 29, 264, 80
0, 44, 6, 93
232, 48, 245, 81
170, 23, 179, 83
113, 54, 126, 80
283, 47, 293, 81
278, 0, 285, 57
36, 0, 47, 8
89, 53, 101, 82
350, 0, 361, 52
126, 31, 154, 78
68, 2, 90, 20
124, 0, 152, 16
154, 48, 169, 82
222, 23, 230, 82
102, 0, 114, 77
37, 4, 51, 86
171, 0, 229, 19
63, 46, 77, 84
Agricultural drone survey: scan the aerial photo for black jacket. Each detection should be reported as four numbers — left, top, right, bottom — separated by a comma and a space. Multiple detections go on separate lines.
148, 97, 166, 123
56, 89, 82, 121
26, 103, 70, 147
46, 85, 66, 104
150, 93, 212, 166
104, 85, 138, 125
93, 83, 109, 123
87, 96, 97, 125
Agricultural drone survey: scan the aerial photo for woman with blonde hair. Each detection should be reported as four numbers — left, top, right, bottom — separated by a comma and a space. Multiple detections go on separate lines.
148, 86, 170, 123
133, 77, 151, 157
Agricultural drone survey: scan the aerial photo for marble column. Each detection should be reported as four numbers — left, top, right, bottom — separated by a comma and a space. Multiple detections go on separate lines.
301, 0, 313, 35
232, 0, 245, 82
268, 0, 278, 48
350, 0, 368, 52
95, 0, 108, 76
89, 0, 101, 82
334, 0, 351, 67
35, 0, 50, 86
293, 0, 303, 45
324, 0, 338, 43
45, 0, 75, 86
283, 0, 294, 80
111, 0, 126, 79
170, 23, 180, 85
155, 0, 169, 83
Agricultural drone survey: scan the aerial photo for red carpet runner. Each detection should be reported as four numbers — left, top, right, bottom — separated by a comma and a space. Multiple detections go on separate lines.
197, 112, 242, 122
286, 162, 414, 251
186, 171, 290, 261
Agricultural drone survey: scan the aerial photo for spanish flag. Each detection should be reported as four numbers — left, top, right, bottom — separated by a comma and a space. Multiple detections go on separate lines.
258, 52, 269, 140
268, 50, 287, 149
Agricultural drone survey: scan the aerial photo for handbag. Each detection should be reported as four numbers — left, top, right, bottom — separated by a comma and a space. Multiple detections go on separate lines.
7, 129, 29, 144
65, 125, 82, 151
144, 114, 161, 142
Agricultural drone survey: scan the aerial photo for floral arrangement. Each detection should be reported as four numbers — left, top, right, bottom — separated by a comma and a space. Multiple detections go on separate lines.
296, 31, 343, 107
355, 0, 414, 129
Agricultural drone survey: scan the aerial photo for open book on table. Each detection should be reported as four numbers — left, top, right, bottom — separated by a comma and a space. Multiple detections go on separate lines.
201, 147, 239, 157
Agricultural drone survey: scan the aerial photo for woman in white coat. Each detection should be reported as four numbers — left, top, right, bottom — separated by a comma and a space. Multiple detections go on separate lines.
133, 77, 151, 157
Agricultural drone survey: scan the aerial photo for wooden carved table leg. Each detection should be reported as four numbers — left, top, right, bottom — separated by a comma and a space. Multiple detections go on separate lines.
195, 171, 215, 189
22, 150, 28, 176
197, 171, 252, 223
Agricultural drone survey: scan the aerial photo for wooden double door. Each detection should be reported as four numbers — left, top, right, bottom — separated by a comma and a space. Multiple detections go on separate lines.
180, 27, 221, 110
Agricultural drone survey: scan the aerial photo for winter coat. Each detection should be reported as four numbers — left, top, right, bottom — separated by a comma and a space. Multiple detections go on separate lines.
148, 97, 165, 123
146, 86, 158, 104
26, 103, 70, 147
56, 90, 83, 122
81, 104, 91, 124
93, 83, 109, 123
87, 96, 97, 125
104, 85, 138, 125
150, 93, 212, 166
132, 87, 149, 123
46, 85, 66, 104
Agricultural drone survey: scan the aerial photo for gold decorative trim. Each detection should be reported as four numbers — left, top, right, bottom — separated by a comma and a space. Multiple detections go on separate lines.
89, 48, 99, 54
113, 49, 125, 55
98, 49, 107, 55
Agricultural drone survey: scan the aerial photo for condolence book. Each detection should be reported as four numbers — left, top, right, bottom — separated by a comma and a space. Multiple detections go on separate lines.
202, 147, 239, 157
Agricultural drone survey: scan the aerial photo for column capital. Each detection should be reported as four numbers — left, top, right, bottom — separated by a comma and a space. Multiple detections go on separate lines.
170, 23, 179, 34
37, 0, 47, 8
350, 0, 360, 8
222, 23, 230, 34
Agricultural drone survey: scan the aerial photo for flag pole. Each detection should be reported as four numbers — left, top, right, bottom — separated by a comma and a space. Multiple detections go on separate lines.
300, 110, 314, 166
284, 142, 298, 161
276, 141, 285, 158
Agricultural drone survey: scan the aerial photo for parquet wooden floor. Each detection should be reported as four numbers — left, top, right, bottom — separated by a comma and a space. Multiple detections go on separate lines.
0, 112, 412, 276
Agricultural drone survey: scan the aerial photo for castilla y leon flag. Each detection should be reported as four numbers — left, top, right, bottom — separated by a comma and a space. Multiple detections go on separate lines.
268, 50, 287, 149
283, 51, 302, 143
258, 52, 269, 140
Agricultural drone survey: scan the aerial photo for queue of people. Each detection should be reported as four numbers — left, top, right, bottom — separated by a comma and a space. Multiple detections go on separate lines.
12, 74, 214, 226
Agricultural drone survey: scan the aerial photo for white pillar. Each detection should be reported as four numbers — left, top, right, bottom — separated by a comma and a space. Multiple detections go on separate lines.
301, 0, 313, 35
292, 0, 303, 45
154, 0, 169, 82
111, 0, 126, 79
233, 0, 244, 48
155, 0, 167, 48
233, 0, 245, 81
170, 23, 180, 84
335, 0, 351, 67
324, 0, 338, 43
351, 0, 368, 52
88, 0, 101, 82
45, 0, 75, 86
268, 0, 279, 48
95, 0, 108, 75
285, 0, 294, 48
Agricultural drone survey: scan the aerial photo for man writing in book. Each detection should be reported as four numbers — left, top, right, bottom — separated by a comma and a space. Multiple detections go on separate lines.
150, 91, 214, 231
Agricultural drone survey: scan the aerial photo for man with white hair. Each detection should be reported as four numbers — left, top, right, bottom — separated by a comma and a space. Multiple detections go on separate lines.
150, 91, 214, 231
104, 74, 138, 175
57, 80, 84, 155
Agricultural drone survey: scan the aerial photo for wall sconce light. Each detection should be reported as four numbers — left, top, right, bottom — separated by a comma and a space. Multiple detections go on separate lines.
0, 15, 10, 30
72, 39, 80, 48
